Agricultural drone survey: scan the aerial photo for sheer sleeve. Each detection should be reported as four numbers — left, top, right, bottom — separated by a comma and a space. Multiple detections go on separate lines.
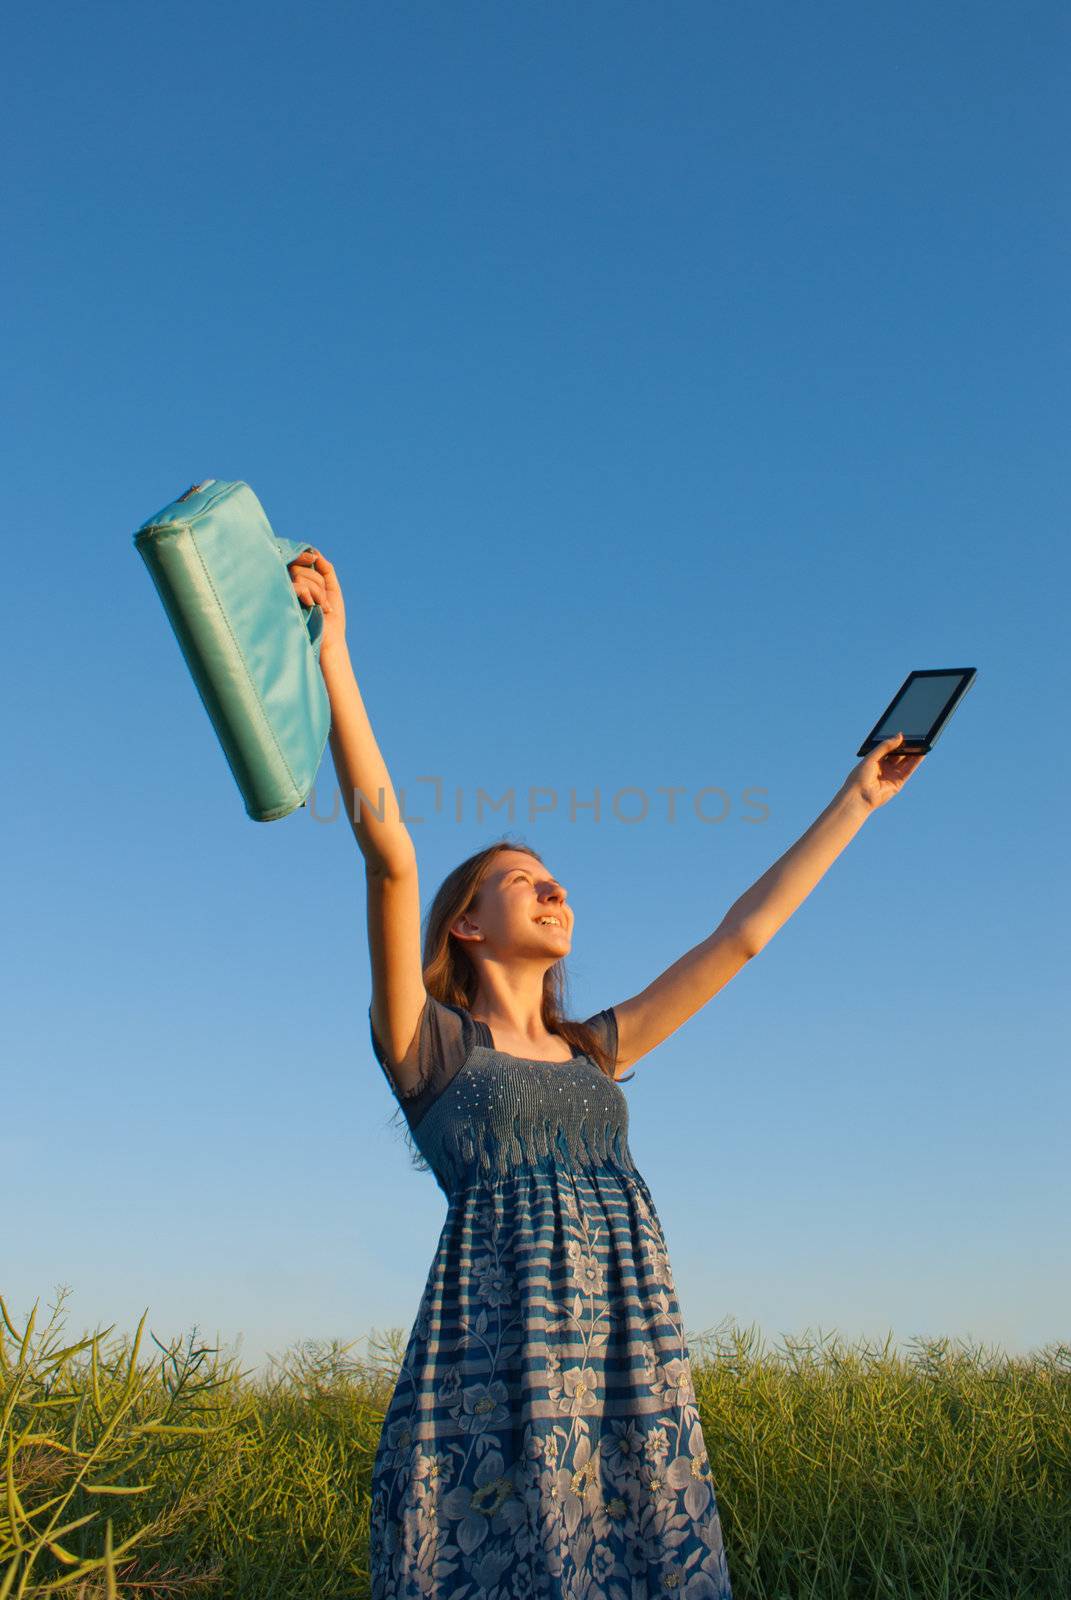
580, 1005, 618, 1077
368, 994, 477, 1129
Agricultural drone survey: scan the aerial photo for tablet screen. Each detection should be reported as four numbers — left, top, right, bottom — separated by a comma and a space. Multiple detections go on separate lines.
858, 668, 975, 756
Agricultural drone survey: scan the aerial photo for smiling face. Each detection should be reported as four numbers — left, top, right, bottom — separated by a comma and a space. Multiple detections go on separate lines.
450, 849, 573, 963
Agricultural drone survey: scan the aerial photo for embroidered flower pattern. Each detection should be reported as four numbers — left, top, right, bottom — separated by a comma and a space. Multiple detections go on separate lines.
369, 1164, 733, 1596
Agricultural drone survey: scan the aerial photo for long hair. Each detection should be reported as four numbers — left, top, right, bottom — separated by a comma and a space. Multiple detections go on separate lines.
383, 833, 635, 1174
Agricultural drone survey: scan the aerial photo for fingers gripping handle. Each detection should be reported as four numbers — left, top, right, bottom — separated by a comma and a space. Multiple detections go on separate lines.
274, 535, 324, 661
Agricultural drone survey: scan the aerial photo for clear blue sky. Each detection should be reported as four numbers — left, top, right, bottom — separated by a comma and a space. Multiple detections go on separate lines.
4, 1, 1067, 1376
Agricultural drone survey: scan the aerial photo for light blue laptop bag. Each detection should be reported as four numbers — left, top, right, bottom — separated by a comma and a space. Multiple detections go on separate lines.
134, 479, 331, 822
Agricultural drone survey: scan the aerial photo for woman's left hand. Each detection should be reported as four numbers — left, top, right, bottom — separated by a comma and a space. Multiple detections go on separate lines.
840, 732, 926, 814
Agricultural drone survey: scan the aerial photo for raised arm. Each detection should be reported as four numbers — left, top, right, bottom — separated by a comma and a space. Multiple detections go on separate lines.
288, 551, 428, 1088
612, 733, 924, 1075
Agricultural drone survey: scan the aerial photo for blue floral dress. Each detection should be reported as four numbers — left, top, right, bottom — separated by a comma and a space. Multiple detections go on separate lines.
367, 995, 734, 1600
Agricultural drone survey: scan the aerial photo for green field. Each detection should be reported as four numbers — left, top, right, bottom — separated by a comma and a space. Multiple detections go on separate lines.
3, 1289, 1068, 1598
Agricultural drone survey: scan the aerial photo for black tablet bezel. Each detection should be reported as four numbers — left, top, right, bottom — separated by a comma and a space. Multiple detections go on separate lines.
856, 668, 976, 758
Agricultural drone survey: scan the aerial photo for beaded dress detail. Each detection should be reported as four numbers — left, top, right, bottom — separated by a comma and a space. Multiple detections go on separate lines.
367, 994, 733, 1599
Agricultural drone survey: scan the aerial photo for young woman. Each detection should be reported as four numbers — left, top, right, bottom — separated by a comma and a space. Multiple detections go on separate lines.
288, 548, 923, 1600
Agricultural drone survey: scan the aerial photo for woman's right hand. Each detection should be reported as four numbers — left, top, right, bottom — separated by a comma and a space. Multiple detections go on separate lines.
287, 549, 347, 663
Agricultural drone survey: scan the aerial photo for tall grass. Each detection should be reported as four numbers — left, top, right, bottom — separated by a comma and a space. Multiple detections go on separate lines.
688, 1322, 1070, 1598
2, 1288, 1068, 1598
